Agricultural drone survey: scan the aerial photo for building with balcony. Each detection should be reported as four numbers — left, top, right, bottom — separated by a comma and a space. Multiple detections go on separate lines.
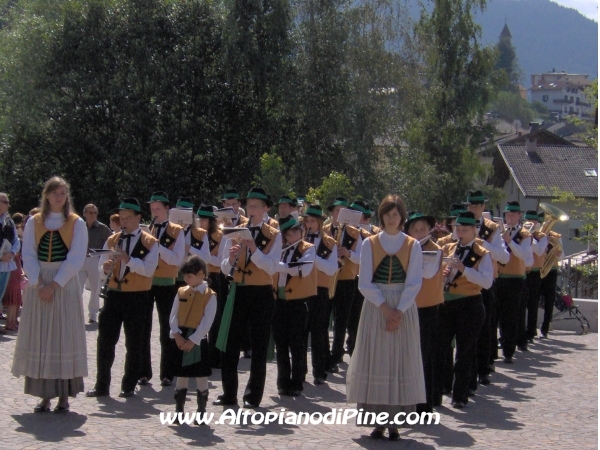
528, 70, 594, 119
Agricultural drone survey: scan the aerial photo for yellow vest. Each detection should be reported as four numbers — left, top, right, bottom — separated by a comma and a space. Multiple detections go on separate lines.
152, 222, 183, 280
33, 213, 79, 255
232, 223, 279, 285
177, 286, 215, 329
274, 241, 318, 300
443, 241, 489, 298
498, 229, 531, 277
107, 231, 158, 292
415, 240, 444, 308
369, 234, 414, 282
436, 234, 456, 247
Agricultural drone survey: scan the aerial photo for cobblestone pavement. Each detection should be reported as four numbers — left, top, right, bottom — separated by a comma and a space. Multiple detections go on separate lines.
2, 291, 597, 449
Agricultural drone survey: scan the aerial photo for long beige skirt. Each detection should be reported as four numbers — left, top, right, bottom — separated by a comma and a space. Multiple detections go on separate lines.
346, 283, 426, 410
12, 261, 88, 396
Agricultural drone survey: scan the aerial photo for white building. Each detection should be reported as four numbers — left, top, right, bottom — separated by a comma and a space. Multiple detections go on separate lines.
528, 70, 594, 119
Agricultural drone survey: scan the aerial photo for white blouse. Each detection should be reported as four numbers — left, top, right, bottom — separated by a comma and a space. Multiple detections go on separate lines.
169, 281, 217, 345
22, 212, 88, 287
358, 231, 423, 313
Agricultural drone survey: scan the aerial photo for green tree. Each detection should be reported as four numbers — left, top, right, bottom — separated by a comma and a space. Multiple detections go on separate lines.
253, 153, 294, 205
494, 23, 521, 90
306, 171, 353, 210
492, 91, 534, 124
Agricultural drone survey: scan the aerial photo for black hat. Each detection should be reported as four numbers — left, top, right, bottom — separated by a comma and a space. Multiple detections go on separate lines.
302, 204, 326, 219
350, 200, 369, 216
524, 210, 540, 221
447, 203, 467, 218
221, 188, 241, 202
115, 197, 142, 214
176, 197, 194, 210
504, 201, 523, 213
452, 211, 477, 226
276, 195, 296, 207
242, 187, 273, 207
147, 191, 172, 205
327, 197, 349, 212
404, 211, 436, 232
464, 190, 488, 205
279, 215, 302, 232
196, 205, 216, 218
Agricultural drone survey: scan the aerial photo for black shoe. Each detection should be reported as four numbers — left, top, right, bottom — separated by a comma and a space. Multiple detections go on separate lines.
243, 350, 252, 359
277, 388, 286, 396
88, 319, 96, 324
287, 390, 301, 397
488, 364, 496, 373
137, 377, 149, 386
451, 400, 465, 409
160, 378, 172, 387
314, 377, 326, 385
388, 429, 400, 441
53, 404, 70, 413
118, 390, 134, 398
479, 375, 491, 386
86, 388, 109, 397
327, 364, 339, 373
528, 338, 534, 344
370, 427, 385, 439
243, 400, 259, 409
467, 388, 476, 397
212, 395, 237, 406
34, 402, 51, 413
196, 389, 209, 426
504, 357, 514, 364
540, 332, 548, 339
518, 344, 528, 352
174, 388, 188, 415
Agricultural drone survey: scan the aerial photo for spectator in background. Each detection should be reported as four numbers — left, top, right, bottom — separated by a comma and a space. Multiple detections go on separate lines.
78, 204, 111, 323
0, 194, 21, 333
3, 212, 26, 331
109, 214, 121, 233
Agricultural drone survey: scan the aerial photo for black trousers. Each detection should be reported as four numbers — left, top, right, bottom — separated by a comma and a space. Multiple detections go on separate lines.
95, 290, 150, 392
477, 285, 494, 377
417, 304, 439, 413
496, 277, 525, 359
433, 303, 454, 406
273, 298, 308, 392
540, 269, 558, 335
489, 283, 500, 364
345, 277, 363, 356
526, 270, 542, 339
140, 284, 179, 382
438, 295, 485, 404
220, 284, 274, 405
327, 279, 355, 365
207, 272, 223, 368
305, 287, 332, 380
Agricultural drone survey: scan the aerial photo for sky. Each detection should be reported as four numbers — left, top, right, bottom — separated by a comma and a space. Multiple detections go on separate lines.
550, 0, 598, 20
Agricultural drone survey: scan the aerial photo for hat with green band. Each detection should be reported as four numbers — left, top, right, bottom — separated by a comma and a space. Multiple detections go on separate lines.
242, 187, 273, 207
327, 197, 349, 212
196, 205, 216, 218
350, 199, 369, 216
276, 195, 296, 206
279, 215, 302, 232
117, 197, 142, 213
452, 211, 477, 226
404, 210, 436, 232
221, 188, 241, 201
464, 189, 488, 205
176, 196, 194, 210
302, 204, 325, 219
146, 191, 171, 205
447, 203, 467, 219
524, 210, 540, 221
504, 201, 522, 213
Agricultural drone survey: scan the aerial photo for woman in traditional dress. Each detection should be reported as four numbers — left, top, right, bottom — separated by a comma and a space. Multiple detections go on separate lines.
12, 177, 88, 413
346, 195, 425, 441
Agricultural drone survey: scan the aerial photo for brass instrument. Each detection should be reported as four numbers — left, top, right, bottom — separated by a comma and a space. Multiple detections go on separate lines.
328, 223, 346, 299
539, 203, 568, 278
99, 227, 126, 299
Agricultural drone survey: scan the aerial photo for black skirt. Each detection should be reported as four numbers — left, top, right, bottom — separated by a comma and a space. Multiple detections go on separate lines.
173, 327, 212, 378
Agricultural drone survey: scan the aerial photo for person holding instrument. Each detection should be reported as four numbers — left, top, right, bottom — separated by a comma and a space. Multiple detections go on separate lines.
347, 195, 425, 441
273, 215, 316, 396
221, 188, 248, 227
440, 211, 493, 409
12, 177, 88, 413
86, 198, 158, 398
215, 187, 281, 409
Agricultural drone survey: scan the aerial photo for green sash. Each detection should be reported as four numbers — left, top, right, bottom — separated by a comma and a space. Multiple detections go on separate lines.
182, 328, 202, 367
216, 282, 237, 352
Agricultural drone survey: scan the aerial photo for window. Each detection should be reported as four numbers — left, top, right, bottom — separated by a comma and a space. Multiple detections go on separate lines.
542, 95, 548, 102
564, 95, 569, 100
584, 169, 597, 177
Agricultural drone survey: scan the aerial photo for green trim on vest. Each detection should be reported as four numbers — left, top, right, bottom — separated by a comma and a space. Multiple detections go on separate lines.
38, 231, 68, 262
498, 273, 526, 279
152, 276, 176, 286
373, 255, 406, 284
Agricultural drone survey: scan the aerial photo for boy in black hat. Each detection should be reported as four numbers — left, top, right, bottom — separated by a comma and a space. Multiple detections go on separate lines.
437, 204, 467, 246
496, 202, 533, 363
465, 190, 510, 386
276, 195, 297, 222
87, 199, 159, 398
440, 211, 493, 408
273, 216, 317, 396
222, 189, 249, 227
323, 197, 363, 373
523, 211, 548, 343
138, 192, 186, 387
215, 187, 282, 408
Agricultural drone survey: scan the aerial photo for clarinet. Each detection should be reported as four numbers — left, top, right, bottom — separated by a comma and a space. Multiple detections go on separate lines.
99, 227, 126, 299
226, 215, 253, 281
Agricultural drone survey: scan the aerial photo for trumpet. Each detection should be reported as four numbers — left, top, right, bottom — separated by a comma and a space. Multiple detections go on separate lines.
226, 215, 253, 281
99, 227, 126, 299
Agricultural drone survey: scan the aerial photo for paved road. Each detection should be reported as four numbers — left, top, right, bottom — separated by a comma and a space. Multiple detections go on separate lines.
2, 291, 597, 449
